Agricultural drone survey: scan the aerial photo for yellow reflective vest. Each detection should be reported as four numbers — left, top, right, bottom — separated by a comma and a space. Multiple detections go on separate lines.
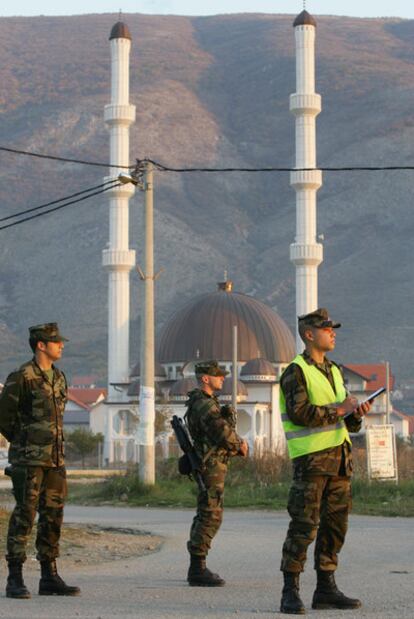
280, 354, 351, 459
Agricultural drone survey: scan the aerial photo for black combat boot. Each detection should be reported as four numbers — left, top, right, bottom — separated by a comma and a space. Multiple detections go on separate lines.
312, 571, 361, 610
6, 560, 31, 599
187, 555, 225, 587
280, 572, 305, 615
39, 560, 80, 596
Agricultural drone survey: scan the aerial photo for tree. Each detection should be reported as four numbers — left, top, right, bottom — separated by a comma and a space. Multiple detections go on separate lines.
155, 407, 172, 436
66, 428, 104, 469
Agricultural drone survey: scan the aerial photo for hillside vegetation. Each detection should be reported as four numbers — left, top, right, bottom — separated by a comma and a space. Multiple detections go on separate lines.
0, 13, 413, 381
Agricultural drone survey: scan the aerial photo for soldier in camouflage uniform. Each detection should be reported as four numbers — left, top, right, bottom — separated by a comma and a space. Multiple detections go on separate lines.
185, 360, 248, 586
0, 323, 80, 599
279, 309, 371, 614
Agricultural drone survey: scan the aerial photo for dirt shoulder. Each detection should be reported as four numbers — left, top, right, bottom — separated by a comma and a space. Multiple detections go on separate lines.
0, 508, 163, 568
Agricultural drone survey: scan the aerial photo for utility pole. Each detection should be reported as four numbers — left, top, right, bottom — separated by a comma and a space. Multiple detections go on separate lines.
385, 361, 391, 425
138, 161, 155, 485
232, 325, 238, 410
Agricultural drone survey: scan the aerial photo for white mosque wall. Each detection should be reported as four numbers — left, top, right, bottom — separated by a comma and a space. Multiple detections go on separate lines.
271, 383, 287, 455
77, 377, 412, 465
242, 382, 274, 403
90, 400, 140, 464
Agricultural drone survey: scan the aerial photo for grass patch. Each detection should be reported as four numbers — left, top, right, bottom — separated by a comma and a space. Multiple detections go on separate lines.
66, 457, 414, 516
351, 478, 414, 517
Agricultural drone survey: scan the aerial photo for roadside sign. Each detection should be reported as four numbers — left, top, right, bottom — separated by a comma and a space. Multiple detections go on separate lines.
366, 424, 398, 482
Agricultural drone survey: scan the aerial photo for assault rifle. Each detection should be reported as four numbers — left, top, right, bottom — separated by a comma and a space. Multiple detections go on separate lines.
171, 415, 206, 494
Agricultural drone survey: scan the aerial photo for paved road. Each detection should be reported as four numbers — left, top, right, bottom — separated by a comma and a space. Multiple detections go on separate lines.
0, 505, 412, 618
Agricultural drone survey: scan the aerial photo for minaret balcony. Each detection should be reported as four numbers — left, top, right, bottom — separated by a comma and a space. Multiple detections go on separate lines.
290, 169, 322, 189
102, 249, 136, 270
104, 104, 136, 125
290, 93, 321, 115
290, 242, 323, 266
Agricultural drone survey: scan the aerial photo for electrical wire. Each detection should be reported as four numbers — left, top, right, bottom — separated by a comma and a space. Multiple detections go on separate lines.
0, 183, 122, 232
0, 146, 133, 169
144, 158, 414, 173
0, 178, 120, 224
2, 145, 414, 173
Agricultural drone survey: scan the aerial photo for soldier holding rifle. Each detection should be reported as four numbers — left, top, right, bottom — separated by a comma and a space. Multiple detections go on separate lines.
184, 360, 248, 586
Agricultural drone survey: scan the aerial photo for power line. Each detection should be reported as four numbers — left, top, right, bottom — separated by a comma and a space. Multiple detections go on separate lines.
0, 183, 122, 232
0, 178, 119, 224
0, 146, 133, 169
144, 158, 414, 173
2, 145, 414, 173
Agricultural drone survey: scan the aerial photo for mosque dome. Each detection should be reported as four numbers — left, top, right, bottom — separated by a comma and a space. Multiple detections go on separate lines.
109, 21, 132, 41
220, 377, 248, 397
157, 281, 295, 364
293, 10, 317, 27
169, 377, 198, 401
240, 358, 277, 382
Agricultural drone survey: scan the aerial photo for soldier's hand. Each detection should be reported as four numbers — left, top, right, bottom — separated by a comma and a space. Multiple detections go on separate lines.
239, 440, 249, 458
354, 400, 371, 416
336, 395, 359, 417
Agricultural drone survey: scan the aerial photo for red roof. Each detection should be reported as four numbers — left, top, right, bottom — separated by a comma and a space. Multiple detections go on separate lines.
391, 408, 410, 421
342, 365, 371, 381
68, 388, 106, 407
71, 375, 99, 387
345, 364, 395, 391
67, 394, 90, 411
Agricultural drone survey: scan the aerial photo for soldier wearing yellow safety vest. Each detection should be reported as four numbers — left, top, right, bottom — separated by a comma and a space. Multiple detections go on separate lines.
279, 309, 371, 615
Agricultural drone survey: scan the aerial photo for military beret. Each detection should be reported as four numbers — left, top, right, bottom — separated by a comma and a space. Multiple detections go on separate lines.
298, 308, 341, 329
28, 322, 69, 342
195, 360, 228, 377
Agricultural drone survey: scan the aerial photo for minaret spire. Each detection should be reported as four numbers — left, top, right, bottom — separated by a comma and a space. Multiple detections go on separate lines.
289, 9, 322, 351
102, 21, 136, 430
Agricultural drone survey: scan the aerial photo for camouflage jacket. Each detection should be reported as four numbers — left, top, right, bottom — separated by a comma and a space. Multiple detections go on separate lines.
0, 358, 67, 467
281, 351, 362, 477
185, 388, 243, 462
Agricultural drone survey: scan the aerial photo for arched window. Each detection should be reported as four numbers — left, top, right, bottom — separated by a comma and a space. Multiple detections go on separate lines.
236, 409, 251, 437
113, 409, 138, 436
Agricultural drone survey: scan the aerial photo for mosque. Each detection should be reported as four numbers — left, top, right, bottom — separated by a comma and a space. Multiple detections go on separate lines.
90, 273, 409, 462
90, 9, 321, 463
90, 10, 410, 464
91, 277, 296, 461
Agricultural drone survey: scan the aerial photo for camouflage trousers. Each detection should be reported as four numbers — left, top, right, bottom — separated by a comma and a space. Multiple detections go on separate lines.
281, 475, 351, 573
187, 459, 227, 557
6, 465, 67, 563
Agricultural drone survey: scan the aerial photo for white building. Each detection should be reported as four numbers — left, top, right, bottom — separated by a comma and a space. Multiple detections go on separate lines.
342, 364, 410, 439
91, 279, 296, 461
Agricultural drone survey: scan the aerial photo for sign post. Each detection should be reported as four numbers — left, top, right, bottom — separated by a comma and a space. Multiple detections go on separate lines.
366, 425, 398, 483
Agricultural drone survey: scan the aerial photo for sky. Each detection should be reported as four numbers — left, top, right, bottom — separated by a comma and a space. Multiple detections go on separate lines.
2, 1, 414, 19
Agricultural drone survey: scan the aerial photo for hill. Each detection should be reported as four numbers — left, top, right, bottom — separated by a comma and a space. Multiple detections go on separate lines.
0, 12, 413, 383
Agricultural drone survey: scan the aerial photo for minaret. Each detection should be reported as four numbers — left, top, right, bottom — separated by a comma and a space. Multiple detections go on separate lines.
289, 10, 323, 351
102, 21, 136, 401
